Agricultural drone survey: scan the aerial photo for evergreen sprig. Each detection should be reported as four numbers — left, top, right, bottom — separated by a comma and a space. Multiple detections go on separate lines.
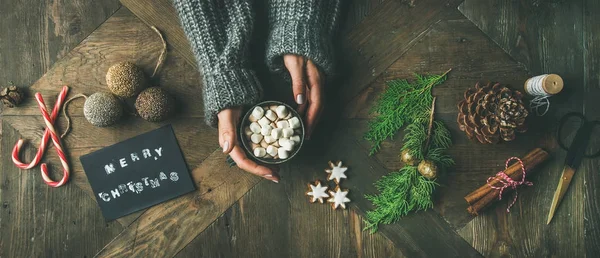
365, 70, 451, 155
363, 70, 454, 233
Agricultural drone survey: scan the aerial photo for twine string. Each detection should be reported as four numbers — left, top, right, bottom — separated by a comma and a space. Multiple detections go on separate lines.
486, 157, 533, 212
61, 93, 88, 138
525, 74, 552, 116
150, 26, 167, 78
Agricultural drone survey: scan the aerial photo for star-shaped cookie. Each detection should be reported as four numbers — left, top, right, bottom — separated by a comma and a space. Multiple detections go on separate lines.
306, 180, 329, 203
327, 186, 350, 209
325, 161, 348, 184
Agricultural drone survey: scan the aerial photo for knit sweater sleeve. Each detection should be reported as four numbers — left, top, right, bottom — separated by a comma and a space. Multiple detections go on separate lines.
173, 0, 262, 127
266, 0, 342, 77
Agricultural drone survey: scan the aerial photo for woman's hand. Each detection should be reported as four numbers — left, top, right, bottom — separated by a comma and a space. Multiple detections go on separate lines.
218, 108, 279, 183
283, 54, 324, 139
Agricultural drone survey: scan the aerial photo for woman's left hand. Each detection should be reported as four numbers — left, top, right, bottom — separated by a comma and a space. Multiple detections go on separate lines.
283, 54, 324, 139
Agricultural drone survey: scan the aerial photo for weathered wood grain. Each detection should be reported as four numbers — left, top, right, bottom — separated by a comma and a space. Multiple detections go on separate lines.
179, 150, 404, 258
583, 0, 600, 256
457, 0, 596, 256
0, 0, 120, 89
95, 149, 262, 257
0, 121, 124, 258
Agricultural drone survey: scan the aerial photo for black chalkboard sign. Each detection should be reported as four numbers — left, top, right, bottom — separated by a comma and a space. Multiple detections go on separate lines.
80, 125, 195, 221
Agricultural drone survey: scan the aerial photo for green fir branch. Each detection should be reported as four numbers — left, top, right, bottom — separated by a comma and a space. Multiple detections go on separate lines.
365, 70, 451, 155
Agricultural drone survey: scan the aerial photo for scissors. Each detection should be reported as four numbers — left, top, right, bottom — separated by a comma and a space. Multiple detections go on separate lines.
547, 112, 600, 224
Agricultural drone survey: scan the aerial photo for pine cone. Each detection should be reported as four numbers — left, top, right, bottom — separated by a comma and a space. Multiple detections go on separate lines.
1, 86, 25, 108
457, 82, 528, 144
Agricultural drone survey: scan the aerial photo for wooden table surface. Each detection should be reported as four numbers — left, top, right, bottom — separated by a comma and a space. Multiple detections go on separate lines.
1, 0, 599, 257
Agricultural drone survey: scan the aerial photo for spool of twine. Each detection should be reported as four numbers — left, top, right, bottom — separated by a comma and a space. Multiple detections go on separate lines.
524, 74, 564, 116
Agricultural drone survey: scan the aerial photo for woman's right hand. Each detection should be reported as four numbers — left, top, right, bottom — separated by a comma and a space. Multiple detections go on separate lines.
218, 108, 279, 183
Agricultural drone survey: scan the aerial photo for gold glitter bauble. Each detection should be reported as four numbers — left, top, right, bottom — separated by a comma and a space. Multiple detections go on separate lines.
400, 149, 418, 165
106, 61, 147, 98
135, 87, 175, 122
417, 160, 438, 180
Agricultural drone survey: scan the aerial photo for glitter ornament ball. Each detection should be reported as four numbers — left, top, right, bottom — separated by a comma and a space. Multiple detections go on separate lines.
84, 92, 123, 127
106, 61, 147, 98
400, 149, 418, 165
417, 160, 438, 180
135, 87, 175, 122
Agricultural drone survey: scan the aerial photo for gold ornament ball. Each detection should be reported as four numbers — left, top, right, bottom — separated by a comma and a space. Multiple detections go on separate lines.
106, 61, 147, 98
400, 149, 418, 165
417, 160, 438, 180
135, 87, 175, 122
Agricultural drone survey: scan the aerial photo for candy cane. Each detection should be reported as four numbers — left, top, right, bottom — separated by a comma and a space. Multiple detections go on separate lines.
12, 86, 70, 187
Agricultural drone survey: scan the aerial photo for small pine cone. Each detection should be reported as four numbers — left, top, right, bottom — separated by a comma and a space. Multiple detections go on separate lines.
457, 82, 528, 144
1, 86, 25, 108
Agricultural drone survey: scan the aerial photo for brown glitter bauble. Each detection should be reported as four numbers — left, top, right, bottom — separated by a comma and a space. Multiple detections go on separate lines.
400, 149, 418, 165
84, 92, 123, 127
417, 160, 438, 180
106, 61, 147, 98
135, 87, 175, 122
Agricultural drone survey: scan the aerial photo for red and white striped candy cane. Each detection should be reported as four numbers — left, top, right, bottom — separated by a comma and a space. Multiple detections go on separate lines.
12, 86, 68, 169
12, 86, 70, 187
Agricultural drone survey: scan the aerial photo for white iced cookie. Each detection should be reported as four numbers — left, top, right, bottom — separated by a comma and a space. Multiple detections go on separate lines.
276, 120, 289, 129
258, 117, 270, 127
290, 135, 301, 143
253, 147, 266, 158
306, 180, 329, 203
271, 128, 283, 139
288, 117, 301, 129
260, 125, 272, 136
282, 128, 294, 138
264, 135, 276, 144
327, 186, 350, 209
251, 134, 263, 144
249, 122, 261, 134
275, 105, 289, 118
251, 106, 264, 120
325, 161, 348, 184
266, 145, 278, 156
265, 110, 277, 121
278, 148, 289, 159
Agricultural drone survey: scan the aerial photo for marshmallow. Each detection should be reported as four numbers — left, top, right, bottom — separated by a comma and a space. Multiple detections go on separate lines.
279, 138, 294, 151
244, 127, 253, 136
278, 148, 289, 159
271, 128, 283, 139
275, 105, 289, 118
290, 135, 301, 143
253, 147, 266, 158
251, 106, 264, 120
272, 141, 280, 147
269, 105, 278, 111
249, 122, 261, 134
288, 117, 301, 129
260, 125, 272, 136
276, 120, 289, 129
249, 115, 258, 122
265, 110, 277, 121
258, 117, 270, 127
250, 134, 263, 144
251, 143, 260, 150
264, 135, 276, 144
260, 140, 269, 148
266, 145, 278, 156
284, 112, 292, 120
282, 128, 294, 138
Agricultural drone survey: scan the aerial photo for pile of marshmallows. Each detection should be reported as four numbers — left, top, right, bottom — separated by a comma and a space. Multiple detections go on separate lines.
244, 105, 302, 160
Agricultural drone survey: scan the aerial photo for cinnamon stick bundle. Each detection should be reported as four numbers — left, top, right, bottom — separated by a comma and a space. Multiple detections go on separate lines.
465, 148, 550, 216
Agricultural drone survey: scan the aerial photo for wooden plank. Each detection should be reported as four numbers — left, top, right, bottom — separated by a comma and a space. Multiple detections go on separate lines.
338, 0, 464, 104
583, 0, 600, 256
0, 121, 124, 258
179, 151, 403, 258
458, 0, 590, 256
0, 0, 120, 88
95, 149, 262, 257
2, 8, 219, 227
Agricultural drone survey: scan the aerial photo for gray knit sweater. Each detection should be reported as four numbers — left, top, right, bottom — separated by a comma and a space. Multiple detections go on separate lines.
173, 0, 341, 126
